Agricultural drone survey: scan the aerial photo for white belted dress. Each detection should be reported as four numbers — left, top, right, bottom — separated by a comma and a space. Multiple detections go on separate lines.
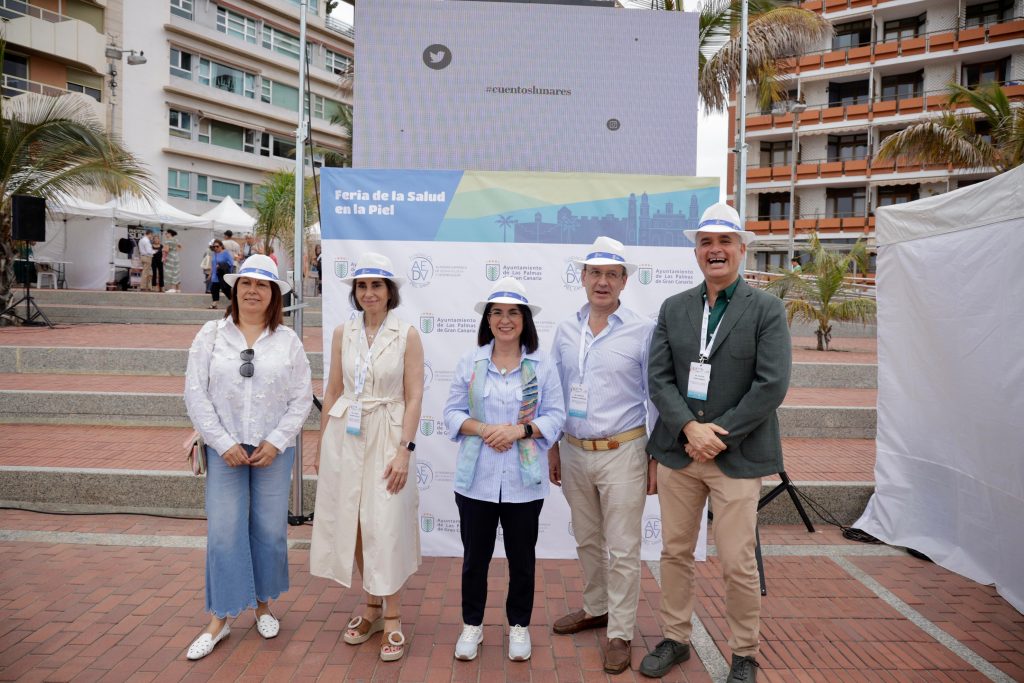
310, 312, 421, 595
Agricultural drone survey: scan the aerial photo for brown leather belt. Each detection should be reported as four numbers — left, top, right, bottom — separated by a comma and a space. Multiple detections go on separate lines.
565, 426, 646, 452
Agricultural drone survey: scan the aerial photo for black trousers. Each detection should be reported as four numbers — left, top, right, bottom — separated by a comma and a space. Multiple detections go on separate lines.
210, 279, 232, 303
151, 252, 164, 289
455, 492, 543, 627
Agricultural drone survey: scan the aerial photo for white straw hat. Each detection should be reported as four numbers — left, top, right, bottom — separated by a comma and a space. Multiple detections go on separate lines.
571, 236, 637, 275
340, 252, 406, 287
683, 203, 755, 245
474, 276, 541, 316
224, 254, 292, 295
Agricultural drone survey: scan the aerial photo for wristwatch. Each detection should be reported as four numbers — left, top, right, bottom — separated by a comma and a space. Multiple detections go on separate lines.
401, 441, 416, 451
523, 423, 534, 438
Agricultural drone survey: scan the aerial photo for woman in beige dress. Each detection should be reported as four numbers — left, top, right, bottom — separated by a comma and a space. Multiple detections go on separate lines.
310, 252, 424, 662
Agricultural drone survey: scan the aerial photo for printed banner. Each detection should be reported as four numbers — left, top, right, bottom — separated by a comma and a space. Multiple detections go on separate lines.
320, 169, 714, 560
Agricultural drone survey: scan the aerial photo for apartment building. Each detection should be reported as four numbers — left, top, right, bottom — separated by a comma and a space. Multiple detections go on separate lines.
727, 0, 1024, 272
2, 0, 354, 218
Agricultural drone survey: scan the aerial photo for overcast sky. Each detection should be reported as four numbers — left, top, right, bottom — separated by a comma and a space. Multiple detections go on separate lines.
331, 1, 728, 198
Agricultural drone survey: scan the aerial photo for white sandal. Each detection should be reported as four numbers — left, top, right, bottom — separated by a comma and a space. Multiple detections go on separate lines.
186, 623, 230, 660
255, 612, 279, 639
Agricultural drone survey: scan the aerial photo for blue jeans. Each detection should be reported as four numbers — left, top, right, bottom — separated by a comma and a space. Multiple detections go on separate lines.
205, 444, 295, 618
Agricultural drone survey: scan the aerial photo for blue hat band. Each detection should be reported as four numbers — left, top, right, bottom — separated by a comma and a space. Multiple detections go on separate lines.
698, 218, 743, 232
353, 267, 395, 278
488, 290, 529, 305
238, 267, 279, 280
586, 251, 625, 262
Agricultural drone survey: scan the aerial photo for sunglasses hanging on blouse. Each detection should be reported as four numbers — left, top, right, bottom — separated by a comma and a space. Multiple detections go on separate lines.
239, 348, 255, 378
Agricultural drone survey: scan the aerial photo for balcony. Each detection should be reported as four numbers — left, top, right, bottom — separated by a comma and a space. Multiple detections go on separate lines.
788, 17, 1024, 75
746, 214, 876, 236
747, 153, 966, 186
2, 75, 105, 123
746, 82, 1024, 132
0, 0, 107, 73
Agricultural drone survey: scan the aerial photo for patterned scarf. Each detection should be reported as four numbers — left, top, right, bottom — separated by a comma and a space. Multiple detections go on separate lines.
455, 356, 543, 489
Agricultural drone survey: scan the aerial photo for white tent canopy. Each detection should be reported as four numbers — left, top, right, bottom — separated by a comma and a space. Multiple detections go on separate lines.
201, 196, 256, 234
108, 196, 212, 229
854, 164, 1024, 614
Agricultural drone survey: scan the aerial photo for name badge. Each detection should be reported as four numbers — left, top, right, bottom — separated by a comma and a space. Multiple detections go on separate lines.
346, 401, 363, 435
568, 383, 588, 418
687, 362, 711, 400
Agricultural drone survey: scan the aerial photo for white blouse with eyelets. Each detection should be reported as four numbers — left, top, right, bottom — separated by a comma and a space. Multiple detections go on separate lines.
185, 317, 313, 456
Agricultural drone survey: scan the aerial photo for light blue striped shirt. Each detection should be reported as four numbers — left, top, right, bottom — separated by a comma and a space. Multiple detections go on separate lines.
444, 342, 566, 503
550, 303, 655, 439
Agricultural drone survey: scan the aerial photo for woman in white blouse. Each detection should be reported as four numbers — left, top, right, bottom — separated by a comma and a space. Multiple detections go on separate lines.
183, 254, 313, 661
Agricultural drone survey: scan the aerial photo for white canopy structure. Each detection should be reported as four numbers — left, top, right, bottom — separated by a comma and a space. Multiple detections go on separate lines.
854, 164, 1024, 614
44, 195, 214, 292
201, 196, 256, 234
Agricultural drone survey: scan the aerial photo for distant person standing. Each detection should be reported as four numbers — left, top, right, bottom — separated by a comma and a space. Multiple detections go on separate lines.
201, 242, 213, 294
209, 240, 234, 310
243, 234, 257, 259
138, 230, 155, 291
150, 230, 165, 293
223, 230, 242, 265
790, 257, 802, 273
164, 229, 182, 293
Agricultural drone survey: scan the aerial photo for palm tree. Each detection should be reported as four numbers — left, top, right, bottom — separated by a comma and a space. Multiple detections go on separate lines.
254, 169, 318, 258
0, 92, 152, 318
659, 0, 833, 113
877, 83, 1024, 174
495, 215, 515, 242
764, 234, 876, 351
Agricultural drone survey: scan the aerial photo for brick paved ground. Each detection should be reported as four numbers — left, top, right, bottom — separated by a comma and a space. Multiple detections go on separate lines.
2, 515, 1021, 683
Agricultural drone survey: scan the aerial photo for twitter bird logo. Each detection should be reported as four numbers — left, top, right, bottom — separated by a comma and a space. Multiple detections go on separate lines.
423, 44, 452, 70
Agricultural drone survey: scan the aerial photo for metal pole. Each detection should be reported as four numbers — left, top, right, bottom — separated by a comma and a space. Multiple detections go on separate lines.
291, 0, 309, 522
736, 0, 749, 225
787, 103, 806, 263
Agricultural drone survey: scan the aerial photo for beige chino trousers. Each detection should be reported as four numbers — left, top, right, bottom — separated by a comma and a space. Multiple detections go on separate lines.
657, 459, 762, 657
139, 255, 153, 291
561, 436, 648, 641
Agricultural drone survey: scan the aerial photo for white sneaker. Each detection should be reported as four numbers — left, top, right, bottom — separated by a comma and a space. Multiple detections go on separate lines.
454, 623, 484, 661
508, 624, 531, 661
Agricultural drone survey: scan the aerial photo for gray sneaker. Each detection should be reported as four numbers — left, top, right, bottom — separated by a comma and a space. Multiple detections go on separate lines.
639, 638, 690, 678
454, 623, 483, 661
508, 625, 531, 661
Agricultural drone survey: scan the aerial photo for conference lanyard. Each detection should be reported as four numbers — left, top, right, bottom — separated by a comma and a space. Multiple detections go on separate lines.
698, 300, 721, 364
353, 314, 382, 397
577, 314, 593, 379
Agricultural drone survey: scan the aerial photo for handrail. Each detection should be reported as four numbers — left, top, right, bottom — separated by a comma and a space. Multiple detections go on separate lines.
0, 0, 71, 23
325, 16, 355, 40
745, 269, 877, 298
2, 75, 75, 98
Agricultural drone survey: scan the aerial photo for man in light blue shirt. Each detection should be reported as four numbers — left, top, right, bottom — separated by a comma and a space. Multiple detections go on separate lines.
549, 237, 656, 675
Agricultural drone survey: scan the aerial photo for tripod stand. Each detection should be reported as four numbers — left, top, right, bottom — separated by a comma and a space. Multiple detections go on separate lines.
1, 242, 54, 328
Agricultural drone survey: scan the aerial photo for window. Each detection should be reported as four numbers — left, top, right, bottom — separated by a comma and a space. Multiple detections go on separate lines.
197, 120, 210, 144
262, 25, 300, 60
827, 134, 868, 162
829, 80, 870, 107
309, 94, 344, 121
880, 71, 923, 101
965, 0, 1013, 28
261, 80, 299, 110
169, 48, 192, 79
67, 81, 101, 102
826, 187, 866, 218
168, 169, 190, 199
272, 136, 296, 159
757, 193, 791, 221
325, 49, 352, 75
170, 0, 193, 20
217, 8, 257, 44
962, 58, 1008, 87
760, 140, 792, 167
833, 20, 872, 49
210, 121, 245, 151
877, 184, 919, 207
883, 15, 924, 41
169, 109, 192, 138
199, 58, 256, 98
2, 53, 28, 97
195, 174, 258, 206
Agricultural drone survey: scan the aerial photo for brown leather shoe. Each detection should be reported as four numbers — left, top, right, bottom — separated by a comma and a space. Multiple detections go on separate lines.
604, 638, 631, 674
552, 609, 609, 635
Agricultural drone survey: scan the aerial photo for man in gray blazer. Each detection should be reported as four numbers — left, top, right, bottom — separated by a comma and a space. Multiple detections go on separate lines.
639, 203, 791, 683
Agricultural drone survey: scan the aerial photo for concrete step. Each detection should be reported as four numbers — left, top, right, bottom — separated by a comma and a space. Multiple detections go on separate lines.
0, 346, 873, 388
30, 303, 322, 326
0, 386, 874, 438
